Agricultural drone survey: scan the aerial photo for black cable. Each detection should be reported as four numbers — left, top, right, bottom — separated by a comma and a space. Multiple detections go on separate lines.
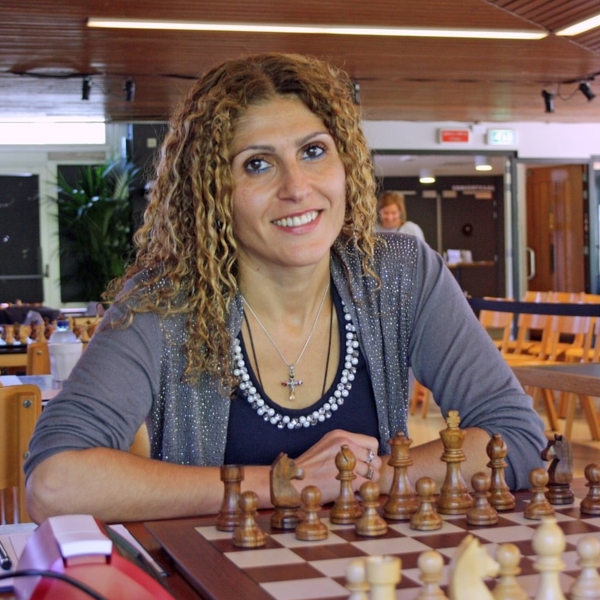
0, 569, 109, 600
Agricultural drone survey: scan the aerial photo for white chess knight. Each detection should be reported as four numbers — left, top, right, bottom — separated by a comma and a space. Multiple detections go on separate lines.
448, 534, 500, 600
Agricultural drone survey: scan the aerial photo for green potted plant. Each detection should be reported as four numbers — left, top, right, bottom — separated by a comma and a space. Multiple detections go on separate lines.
52, 158, 139, 302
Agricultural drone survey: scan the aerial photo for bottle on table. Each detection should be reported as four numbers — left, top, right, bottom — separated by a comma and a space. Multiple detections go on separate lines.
48, 320, 82, 385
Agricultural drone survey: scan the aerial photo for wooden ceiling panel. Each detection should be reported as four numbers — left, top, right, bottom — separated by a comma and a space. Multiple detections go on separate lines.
3, 0, 600, 122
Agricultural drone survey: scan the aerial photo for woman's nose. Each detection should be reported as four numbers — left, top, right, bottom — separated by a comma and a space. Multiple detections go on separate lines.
277, 162, 311, 201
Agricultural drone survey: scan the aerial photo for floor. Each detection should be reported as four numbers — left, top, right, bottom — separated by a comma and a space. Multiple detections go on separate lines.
407, 395, 600, 480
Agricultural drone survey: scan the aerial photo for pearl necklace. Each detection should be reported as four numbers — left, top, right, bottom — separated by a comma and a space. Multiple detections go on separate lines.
233, 302, 359, 429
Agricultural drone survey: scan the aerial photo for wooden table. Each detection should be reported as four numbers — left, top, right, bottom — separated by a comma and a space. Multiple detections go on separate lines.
0, 480, 595, 600
0, 345, 27, 372
511, 362, 600, 440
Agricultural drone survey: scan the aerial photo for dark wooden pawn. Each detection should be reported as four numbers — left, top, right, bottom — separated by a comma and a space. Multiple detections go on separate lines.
410, 477, 442, 531
296, 485, 328, 541
524, 467, 555, 520
581, 463, 600, 516
466, 471, 499, 526
356, 481, 388, 537
233, 490, 267, 548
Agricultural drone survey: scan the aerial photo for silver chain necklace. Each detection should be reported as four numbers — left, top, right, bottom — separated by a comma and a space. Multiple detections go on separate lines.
240, 280, 330, 401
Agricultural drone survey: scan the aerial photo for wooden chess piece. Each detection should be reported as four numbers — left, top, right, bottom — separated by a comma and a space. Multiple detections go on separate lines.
270, 452, 305, 529
525, 467, 555, 520
486, 433, 516, 511
18, 324, 31, 345
330, 444, 362, 524
383, 432, 419, 520
355, 481, 388, 537
570, 535, 600, 600
448, 534, 499, 600
580, 463, 600, 516
532, 516, 566, 600
492, 543, 528, 600
296, 485, 328, 541
345, 558, 369, 600
364, 555, 401, 600
414, 550, 449, 600
542, 434, 574, 505
216, 465, 244, 531
232, 490, 267, 548
436, 410, 474, 515
411, 477, 442, 531
466, 471, 499, 526
4, 324, 14, 345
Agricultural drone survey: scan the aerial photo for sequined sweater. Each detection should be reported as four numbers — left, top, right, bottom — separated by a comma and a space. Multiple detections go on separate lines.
25, 234, 546, 489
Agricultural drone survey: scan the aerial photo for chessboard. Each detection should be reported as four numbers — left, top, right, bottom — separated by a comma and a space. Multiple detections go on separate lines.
145, 484, 600, 600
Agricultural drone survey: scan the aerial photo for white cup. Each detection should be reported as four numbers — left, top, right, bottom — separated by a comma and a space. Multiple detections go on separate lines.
49, 342, 83, 383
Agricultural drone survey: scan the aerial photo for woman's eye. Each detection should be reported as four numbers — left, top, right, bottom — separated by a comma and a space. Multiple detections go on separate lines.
244, 157, 270, 173
303, 144, 326, 160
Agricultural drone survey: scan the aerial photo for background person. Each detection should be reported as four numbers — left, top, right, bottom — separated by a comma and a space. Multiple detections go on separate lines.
376, 190, 425, 241
25, 53, 545, 524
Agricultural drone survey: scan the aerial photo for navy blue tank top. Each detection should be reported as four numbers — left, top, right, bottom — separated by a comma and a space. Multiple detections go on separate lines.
224, 287, 379, 465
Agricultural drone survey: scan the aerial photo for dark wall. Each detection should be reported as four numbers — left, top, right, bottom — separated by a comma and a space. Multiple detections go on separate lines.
0, 174, 42, 303
126, 123, 169, 232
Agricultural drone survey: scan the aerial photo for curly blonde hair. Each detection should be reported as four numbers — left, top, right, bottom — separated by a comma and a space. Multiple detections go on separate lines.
108, 52, 378, 384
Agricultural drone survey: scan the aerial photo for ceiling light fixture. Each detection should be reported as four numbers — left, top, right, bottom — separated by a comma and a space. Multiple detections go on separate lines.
579, 81, 596, 101
419, 168, 436, 184
541, 89, 555, 113
474, 156, 492, 171
556, 13, 600, 36
82, 77, 91, 101
86, 18, 547, 40
125, 78, 135, 102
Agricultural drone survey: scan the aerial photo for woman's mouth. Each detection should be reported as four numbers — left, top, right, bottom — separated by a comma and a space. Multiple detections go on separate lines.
272, 210, 319, 228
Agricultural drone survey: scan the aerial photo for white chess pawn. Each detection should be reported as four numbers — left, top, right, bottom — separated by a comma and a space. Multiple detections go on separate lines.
345, 558, 369, 600
493, 543, 528, 600
415, 549, 449, 600
570, 535, 600, 600
364, 555, 401, 600
532, 516, 566, 600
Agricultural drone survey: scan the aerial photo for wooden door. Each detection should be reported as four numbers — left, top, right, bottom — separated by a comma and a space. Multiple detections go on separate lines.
526, 165, 586, 292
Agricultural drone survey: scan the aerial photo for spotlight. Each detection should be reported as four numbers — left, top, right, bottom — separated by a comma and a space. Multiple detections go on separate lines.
474, 156, 493, 171
82, 77, 91, 101
351, 81, 360, 105
579, 81, 596, 101
419, 168, 435, 184
541, 89, 555, 113
125, 78, 135, 102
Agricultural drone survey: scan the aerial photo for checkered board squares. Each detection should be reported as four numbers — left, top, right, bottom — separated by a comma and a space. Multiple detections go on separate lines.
192, 498, 600, 600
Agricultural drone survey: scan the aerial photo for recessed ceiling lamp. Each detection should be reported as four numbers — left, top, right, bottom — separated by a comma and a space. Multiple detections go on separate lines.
474, 156, 493, 171
419, 168, 435, 184
556, 13, 600, 36
86, 18, 547, 39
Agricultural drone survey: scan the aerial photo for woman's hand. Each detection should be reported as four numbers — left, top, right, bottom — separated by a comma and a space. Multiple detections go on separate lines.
293, 429, 382, 504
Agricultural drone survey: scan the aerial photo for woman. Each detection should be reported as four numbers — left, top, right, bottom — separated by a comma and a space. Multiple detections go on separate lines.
25, 53, 546, 523
376, 190, 425, 241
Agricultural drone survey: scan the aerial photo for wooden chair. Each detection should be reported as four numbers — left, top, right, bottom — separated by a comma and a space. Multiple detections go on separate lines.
26, 340, 51, 375
0, 384, 42, 523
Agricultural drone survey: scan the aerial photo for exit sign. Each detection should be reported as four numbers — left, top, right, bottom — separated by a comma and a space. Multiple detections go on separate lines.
438, 128, 471, 144
487, 129, 517, 145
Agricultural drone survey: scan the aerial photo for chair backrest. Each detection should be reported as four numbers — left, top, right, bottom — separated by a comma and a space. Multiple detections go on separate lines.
26, 340, 51, 375
0, 384, 42, 523
478, 297, 514, 353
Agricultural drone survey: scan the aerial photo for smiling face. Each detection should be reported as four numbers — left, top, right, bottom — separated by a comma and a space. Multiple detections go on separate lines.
378, 204, 404, 229
230, 95, 347, 278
